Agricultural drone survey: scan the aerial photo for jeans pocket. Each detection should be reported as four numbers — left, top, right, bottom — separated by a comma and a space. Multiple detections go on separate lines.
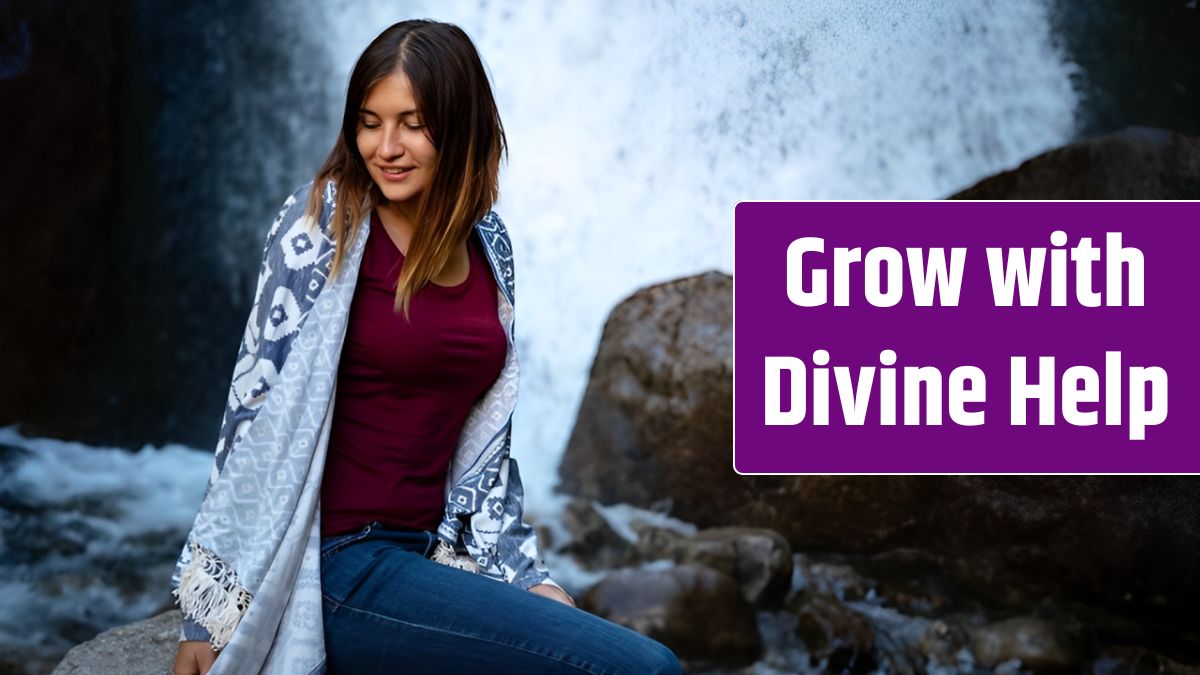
320, 525, 375, 563
321, 541, 391, 609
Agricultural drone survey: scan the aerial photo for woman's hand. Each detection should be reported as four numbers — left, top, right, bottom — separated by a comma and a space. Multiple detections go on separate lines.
528, 583, 575, 607
173, 640, 218, 675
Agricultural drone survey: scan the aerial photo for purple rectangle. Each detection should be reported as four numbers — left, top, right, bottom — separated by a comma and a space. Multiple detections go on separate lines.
733, 202, 1199, 473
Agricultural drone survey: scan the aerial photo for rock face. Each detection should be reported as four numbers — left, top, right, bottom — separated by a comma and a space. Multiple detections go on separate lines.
581, 565, 762, 667
559, 270, 733, 511
0, 1, 335, 450
557, 265, 1200, 644
671, 527, 793, 608
793, 594, 878, 674
52, 610, 178, 675
950, 127, 1200, 199
969, 617, 1086, 671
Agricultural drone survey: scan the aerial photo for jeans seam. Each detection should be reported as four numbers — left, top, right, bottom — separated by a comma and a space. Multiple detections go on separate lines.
333, 602, 602, 674
320, 525, 377, 563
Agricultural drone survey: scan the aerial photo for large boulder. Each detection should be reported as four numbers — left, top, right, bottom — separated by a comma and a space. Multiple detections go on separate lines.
52, 610, 178, 675
581, 565, 762, 668
792, 593, 878, 674
671, 527, 793, 608
969, 616, 1086, 672
950, 127, 1200, 199
557, 264, 1200, 643
558, 271, 733, 510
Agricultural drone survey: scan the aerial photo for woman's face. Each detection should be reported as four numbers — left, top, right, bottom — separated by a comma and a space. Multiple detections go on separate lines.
357, 71, 437, 213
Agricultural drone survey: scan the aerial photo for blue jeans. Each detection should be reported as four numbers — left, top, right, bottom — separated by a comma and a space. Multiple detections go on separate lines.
320, 522, 682, 674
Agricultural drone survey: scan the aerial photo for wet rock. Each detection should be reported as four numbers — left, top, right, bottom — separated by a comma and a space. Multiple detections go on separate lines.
558, 271, 733, 510
558, 499, 634, 569
837, 602, 975, 675
672, 527, 792, 607
918, 620, 972, 668
1089, 646, 1200, 675
52, 610, 178, 675
970, 616, 1086, 671
581, 564, 761, 667
793, 593, 878, 674
950, 127, 1200, 199
2, 1, 337, 450
557, 187, 1200, 642
797, 553, 873, 603
860, 549, 961, 617
632, 525, 689, 563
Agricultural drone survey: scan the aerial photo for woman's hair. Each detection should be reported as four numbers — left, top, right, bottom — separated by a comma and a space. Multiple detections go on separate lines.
304, 19, 506, 316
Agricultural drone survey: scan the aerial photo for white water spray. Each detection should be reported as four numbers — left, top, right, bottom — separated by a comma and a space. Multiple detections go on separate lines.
309, 0, 1078, 507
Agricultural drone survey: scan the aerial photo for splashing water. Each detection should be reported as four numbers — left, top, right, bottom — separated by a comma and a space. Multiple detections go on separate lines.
310, 1, 1077, 504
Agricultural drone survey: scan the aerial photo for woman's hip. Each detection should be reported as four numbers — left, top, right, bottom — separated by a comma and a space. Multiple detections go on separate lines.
319, 526, 680, 674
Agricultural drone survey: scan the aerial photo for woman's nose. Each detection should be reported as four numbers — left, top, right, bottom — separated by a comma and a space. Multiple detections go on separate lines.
379, 126, 405, 158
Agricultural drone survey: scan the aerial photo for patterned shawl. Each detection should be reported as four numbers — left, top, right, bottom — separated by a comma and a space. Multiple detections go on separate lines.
171, 180, 552, 675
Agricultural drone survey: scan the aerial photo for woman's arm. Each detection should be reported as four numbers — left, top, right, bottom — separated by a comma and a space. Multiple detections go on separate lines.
489, 455, 573, 606
173, 640, 218, 675
171, 182, 320, 644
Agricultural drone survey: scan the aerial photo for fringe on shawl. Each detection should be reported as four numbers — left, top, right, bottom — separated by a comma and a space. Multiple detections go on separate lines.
431, 540, 481, 573
172, 539, 253, 651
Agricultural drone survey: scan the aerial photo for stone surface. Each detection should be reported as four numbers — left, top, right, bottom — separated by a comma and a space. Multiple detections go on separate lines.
581, 564, 761, 667
0, 1, 335, 449
797, 553, 873, 603
557, 269, 1200, 638
969, 616, 1086, 671
558, 271, 733, 510
672, 527, 793, 607
632, 525, 690, 563
557, 498, 635, 569
792, 593, 878, 674
1089, 647, 1200, 675
950, 127, 1200, 199
51, 610, 178, 675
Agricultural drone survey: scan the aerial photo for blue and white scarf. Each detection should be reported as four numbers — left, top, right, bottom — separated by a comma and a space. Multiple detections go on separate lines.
171, 180, 552, 675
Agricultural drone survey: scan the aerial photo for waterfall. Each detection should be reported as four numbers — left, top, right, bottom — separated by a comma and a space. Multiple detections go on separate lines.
310, 0, 1078, 504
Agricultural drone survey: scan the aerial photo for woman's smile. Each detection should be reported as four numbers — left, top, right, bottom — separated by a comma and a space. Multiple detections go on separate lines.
357, 71, 437, 211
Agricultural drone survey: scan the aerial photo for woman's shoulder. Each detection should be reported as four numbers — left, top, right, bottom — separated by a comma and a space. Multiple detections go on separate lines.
257, 180, 337, 262
474, 210, 511, 247
276, 179, 337, 237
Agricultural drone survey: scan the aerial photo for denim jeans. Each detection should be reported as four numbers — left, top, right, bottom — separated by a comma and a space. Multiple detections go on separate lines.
320, 521, 683, 674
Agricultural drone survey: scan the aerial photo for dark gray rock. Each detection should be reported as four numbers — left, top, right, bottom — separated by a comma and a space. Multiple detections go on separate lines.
581, 564, 761, 668
950, 127, 1200, 199
969, 616, 1086, 671
792, 593, 878, 674
557, 498, 635, 569
556, 269, 1200, 640
672, 527, 792, 607
797, 553, 873, 603
558, 271, 733, 510
0, 0, 336, 450
1089, 646, 1200, 675
52, 610, 178, 675
632, 524, 690, 563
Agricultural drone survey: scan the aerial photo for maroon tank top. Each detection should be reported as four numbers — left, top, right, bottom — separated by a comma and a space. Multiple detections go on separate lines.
320, 209, 507, 537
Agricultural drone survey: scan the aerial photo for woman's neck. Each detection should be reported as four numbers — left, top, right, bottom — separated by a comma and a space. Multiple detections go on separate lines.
375, 201, 418, 253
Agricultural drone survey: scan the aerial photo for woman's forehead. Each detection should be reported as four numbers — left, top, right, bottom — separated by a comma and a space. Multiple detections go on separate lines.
361, 72, 419, 114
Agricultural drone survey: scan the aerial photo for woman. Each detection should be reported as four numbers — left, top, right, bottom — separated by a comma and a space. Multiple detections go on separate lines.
171, 19, 681, 675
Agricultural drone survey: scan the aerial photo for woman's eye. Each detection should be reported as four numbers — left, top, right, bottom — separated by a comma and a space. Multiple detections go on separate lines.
405, 124, 424, 130
361, 123, 380, 130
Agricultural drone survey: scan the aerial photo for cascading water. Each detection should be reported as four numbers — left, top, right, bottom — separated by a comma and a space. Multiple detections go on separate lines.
311, 0, 1078, 503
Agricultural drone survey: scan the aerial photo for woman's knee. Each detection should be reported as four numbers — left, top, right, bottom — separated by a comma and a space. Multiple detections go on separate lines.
646, 641, 683, 675
619, 635, 682, 675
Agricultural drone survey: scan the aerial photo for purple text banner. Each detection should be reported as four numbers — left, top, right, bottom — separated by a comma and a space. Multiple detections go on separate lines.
733, 201, 1198, 473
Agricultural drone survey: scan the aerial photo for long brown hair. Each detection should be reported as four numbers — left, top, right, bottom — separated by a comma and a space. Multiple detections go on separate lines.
304, 19, 506, 317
